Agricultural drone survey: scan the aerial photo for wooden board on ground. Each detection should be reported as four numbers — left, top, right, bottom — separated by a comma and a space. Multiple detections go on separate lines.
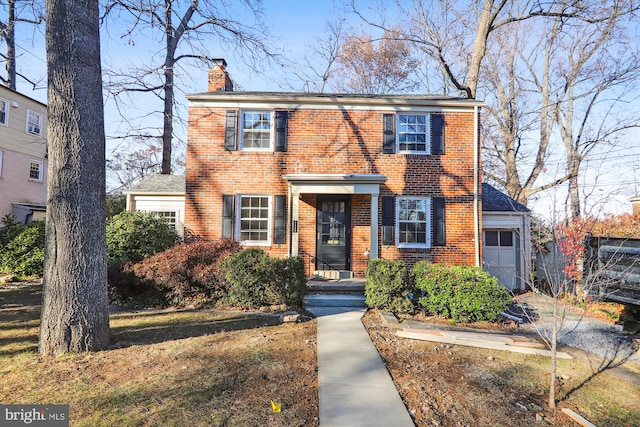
396, 330, 573, 359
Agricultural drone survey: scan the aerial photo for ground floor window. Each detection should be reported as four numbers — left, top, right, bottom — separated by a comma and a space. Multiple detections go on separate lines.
29, 160, 43, 181
397, 196, 431, 248
239, 195, 270, 244
151, 211, 178, 230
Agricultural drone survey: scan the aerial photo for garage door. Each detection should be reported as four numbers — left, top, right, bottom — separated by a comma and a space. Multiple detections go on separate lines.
483, 230, 518, 290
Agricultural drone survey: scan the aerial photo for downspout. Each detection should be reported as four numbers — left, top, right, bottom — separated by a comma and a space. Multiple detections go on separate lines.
287, 182, 292, 257
474, 105, 480, 267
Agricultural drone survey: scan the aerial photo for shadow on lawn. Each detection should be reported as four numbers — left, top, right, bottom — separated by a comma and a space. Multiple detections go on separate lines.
0, 284, 286, 354
109, 310, 284, 347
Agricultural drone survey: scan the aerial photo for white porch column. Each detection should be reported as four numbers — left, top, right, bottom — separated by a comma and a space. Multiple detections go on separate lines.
370, 194, 379, 259
291, 192, 300, 256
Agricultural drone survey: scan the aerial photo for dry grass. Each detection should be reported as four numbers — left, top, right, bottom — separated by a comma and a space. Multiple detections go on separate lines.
0, 284, 318, 426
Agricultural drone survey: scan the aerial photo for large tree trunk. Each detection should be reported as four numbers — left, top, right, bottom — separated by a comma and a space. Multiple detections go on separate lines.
6, 0, 16, 90
40, 0, 110, 355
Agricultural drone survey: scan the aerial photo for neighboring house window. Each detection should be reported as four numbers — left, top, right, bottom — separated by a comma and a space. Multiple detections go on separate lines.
0, 98, 8, 125
29, 160, 43, 181
151, 211, 178, 230
238, 195, 271, 244
398, 114, 428, 153
26, 110, 42, 136
241, 111, 272, 150
396, 196, 431, 248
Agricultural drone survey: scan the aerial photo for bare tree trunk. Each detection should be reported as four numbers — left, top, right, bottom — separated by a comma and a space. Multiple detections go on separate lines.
40, 0, 110, 355
161, 0, 174, 175
6, 0, 16, 90
549, 303, 558, 408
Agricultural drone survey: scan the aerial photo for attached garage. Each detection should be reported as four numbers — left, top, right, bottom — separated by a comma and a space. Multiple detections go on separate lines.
482, 184, 531, 292
123, 174, 186, 236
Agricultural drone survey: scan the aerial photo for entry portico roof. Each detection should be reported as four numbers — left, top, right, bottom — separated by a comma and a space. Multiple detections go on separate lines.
282, 174, 387, 196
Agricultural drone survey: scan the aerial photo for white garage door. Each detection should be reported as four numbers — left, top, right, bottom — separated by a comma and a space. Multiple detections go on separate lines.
483, 230, 518, 290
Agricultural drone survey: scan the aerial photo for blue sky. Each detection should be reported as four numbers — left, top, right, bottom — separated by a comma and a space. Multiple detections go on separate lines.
7, 0, 640, 219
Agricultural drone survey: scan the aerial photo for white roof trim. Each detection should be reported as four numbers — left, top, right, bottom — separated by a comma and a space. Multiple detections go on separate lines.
283, 174, 387, 196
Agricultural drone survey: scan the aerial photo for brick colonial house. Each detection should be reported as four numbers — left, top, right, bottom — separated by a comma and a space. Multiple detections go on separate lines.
185, 62, 484, 279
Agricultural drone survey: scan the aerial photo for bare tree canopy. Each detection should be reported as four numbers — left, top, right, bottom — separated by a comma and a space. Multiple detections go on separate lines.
40, 0, 110, 354
0, 0, 44, 89
352, 0, 640, 219
102, 0, 277, 174
335, 28, 420, 94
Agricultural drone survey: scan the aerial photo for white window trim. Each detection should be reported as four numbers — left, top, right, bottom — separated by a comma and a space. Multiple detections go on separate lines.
26, 109, 43, 136
29, 159, 44, 182
0, 150, 3, 176
397, 112, 431, 155
149, 210, 180, 231
396, 196, 432, 248
239, 110, 274, 151
236, 194, 272, 246
0, 98, 8, 126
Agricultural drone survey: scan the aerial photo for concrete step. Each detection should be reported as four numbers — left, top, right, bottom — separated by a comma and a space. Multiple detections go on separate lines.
307, 278, 366, 292
304, 293, 367, 308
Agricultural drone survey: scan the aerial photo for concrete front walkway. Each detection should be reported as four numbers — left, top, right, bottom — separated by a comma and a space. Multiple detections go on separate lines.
309, 307, 414, 427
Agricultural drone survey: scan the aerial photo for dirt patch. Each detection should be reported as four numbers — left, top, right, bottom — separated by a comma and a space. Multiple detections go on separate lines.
363, 309, 640, 427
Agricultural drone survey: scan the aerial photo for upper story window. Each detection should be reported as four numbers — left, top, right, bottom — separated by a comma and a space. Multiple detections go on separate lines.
0, 98, 8, 126
26, 110, 42, 136
397, 196, 431, 248
382, 112, 444, 155
241, 111, 272, 150
398, 114, 428, 153
224, 110, 287, 152
29, 159, 43, 181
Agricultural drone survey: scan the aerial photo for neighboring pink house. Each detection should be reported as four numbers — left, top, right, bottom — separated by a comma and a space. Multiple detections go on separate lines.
0, 86, 48, 224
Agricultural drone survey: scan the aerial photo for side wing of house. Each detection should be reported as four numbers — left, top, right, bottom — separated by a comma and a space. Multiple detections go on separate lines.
481, 183, 532, 291
124, 174, 186, 236
186, 85, 483, 278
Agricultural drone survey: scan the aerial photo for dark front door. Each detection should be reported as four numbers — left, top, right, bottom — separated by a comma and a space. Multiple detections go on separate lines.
316, 196, 351, 271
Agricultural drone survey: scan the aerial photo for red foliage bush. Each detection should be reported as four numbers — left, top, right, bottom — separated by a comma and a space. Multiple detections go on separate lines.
109, 239, 241, 307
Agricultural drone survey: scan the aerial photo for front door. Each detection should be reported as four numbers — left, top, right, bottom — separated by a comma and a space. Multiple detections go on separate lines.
316, 196, 351, 271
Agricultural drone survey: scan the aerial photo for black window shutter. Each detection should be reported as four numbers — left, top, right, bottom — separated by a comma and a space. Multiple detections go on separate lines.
222, 195, 235, 239
275, 111, 288, 152
274, 195, 286, 244
433, 197, 446, 246
382, 114, 395, 154
382, 196, 395, 245
431, 113, 445, 155
224, 110, 237, 151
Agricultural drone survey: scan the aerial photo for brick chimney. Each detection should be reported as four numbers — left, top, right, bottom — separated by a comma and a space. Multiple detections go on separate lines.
208, 59, 233, 92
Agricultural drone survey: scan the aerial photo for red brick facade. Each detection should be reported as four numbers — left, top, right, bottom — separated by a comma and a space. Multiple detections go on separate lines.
186, 86, 483, 277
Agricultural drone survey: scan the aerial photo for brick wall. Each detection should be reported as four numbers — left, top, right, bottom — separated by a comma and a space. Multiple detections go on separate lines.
186, 104, 482, 273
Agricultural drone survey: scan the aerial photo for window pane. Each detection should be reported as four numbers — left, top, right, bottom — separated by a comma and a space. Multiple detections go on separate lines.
239, 196, 269, 242
242, 111, 271, 149
398, 114, 429, 153
29, 161, 41, 180
485, 231, 499, 246
500, 231, 513, 247
397, 197, 429, 245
